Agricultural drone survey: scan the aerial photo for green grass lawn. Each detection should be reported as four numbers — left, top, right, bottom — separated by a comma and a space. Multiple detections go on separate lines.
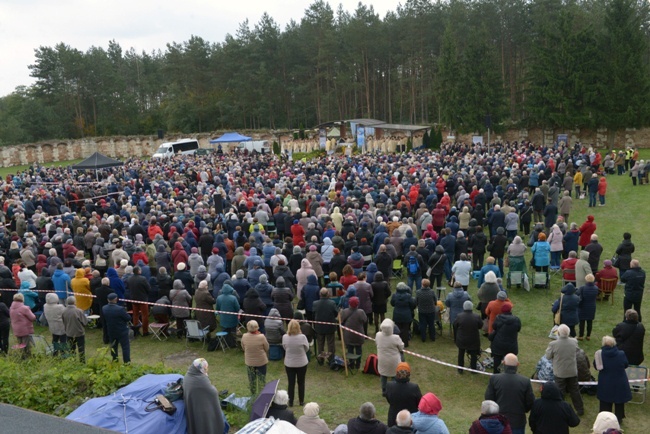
4, 153, 650, 433
0, 159, 84, 177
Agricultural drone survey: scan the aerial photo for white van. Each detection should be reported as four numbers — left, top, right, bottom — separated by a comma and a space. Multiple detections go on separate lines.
237, 140, 271, 153
152, 139, 200, 158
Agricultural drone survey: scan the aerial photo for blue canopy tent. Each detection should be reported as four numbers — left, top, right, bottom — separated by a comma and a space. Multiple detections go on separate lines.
209, 132, 252, 145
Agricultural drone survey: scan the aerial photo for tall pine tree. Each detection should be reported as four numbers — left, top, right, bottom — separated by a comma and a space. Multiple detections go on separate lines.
597, 0, 650, 143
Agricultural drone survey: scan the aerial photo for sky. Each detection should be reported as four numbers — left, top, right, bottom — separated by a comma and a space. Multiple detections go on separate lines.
0, 0, 403, 97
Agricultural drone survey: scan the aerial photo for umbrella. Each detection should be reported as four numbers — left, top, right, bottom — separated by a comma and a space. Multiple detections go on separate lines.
222, 393, 250, 411
250, 379, 279, 421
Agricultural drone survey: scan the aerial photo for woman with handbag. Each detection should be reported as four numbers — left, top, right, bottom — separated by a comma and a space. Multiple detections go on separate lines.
552, 283, 579, 337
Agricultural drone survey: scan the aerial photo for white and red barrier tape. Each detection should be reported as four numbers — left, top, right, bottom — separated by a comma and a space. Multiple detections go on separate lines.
4, 287, 646, 385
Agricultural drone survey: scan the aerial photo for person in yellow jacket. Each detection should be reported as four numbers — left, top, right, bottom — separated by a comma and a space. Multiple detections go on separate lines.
573, 171, 583, 199
71, 268, 93, 312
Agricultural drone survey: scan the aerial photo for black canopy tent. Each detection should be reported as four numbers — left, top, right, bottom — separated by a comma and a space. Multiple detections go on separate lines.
71, 152, 124, 180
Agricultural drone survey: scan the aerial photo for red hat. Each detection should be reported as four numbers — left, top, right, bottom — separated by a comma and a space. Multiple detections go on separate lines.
212, 247, 219, 254
349, 296, 359, 309
418, 393, 442, 415
501, 303, 512, 313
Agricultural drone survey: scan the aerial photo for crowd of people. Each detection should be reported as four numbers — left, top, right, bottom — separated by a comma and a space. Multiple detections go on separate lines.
0, 139, 645, 433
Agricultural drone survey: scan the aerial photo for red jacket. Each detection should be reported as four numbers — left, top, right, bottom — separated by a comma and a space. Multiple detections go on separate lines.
598, 178, 607, 195
578, 217, 596, 247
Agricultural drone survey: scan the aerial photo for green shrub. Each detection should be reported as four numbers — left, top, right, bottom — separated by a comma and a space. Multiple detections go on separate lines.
272, 141, 280, 155
0, 351, 171, 416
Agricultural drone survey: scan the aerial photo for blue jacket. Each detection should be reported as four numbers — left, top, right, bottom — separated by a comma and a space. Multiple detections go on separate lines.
445, 287, 471, 324
372, 226, 389, 254
106, 268, 125, 301
301, 274, 320, 312
597, 345, 632, 404
577, 282, 599, 321
365, 263, 378, 284
531, 241, 551, 267
411, 412, 450, 434
478, 264, 501, 288
216, 284, 240, 329
563, 230, 579, 254
52, 269, 72, 301
391, 285, 416, 323
102, 302, 131, 339
553, 284, 579, 327
19, 282, 38, 310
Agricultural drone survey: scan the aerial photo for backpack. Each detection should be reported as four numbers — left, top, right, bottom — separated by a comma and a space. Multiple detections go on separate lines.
407, 255, 420, 275
363, 353, 380, 376
329, 355, 346, 371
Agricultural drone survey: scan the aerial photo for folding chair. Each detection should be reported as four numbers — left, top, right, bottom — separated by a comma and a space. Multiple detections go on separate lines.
265, 221, 276, 235
392, 259, 404, 278
213, 331, 230, 352
562, 268, 576, 288
626, 365, 648, 404
30, 335, 54, 356
149, 322, 169, 341
598, 277, 617, 305
185, 319, 210, 349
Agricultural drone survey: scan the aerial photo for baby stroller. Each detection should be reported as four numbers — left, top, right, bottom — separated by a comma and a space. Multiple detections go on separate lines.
506, 255, 527, 289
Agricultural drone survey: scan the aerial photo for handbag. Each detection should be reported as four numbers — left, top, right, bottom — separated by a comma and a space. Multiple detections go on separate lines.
553, 295, 563, 325
548, 324, 560, 340
95, 256, 107, 267
612, 255, 620, 268
145, 394, 177, 415
297, 298, 305, 310
164, 378, 183, 402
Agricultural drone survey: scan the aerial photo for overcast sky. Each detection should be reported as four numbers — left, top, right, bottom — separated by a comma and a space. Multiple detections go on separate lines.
0, 0, 402, 97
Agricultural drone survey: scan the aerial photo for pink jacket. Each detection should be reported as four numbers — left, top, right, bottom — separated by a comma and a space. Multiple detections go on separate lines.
10, 301, 36, 337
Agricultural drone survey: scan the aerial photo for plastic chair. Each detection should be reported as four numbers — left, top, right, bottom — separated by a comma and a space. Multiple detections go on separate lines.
598, 277, 617, 305
626, 365, 648, 404
185, 320, 210, 349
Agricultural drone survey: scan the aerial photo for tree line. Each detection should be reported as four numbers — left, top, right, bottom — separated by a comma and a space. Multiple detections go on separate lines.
0, 0, 649, 146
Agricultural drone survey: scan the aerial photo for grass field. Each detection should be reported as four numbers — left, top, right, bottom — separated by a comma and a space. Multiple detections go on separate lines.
3, 154, 650, 433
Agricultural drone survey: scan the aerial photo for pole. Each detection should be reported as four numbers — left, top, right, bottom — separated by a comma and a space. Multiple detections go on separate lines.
338, 312, 349, 377
487, 127, 490, 153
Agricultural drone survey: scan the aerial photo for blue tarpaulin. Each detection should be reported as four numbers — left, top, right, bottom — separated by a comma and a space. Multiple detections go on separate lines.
66, 374, 187, 434
209, 132, 252, 144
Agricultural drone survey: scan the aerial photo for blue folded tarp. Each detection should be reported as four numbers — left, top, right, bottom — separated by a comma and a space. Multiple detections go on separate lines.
66, 374, 186, 434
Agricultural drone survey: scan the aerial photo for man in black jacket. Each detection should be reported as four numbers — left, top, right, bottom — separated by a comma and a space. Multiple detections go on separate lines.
347, 402, 388, 434
128, 266, 151, 336
313, 288, 338, 364
453, 300, 483, 374
103, 293, 131, 363
484, 354, 535, 434
621, 259, 646, 322
529, 381, 580, 434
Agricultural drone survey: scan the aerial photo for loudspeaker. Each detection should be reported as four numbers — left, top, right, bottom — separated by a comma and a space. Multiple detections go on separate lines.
157, 129, 164, 139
